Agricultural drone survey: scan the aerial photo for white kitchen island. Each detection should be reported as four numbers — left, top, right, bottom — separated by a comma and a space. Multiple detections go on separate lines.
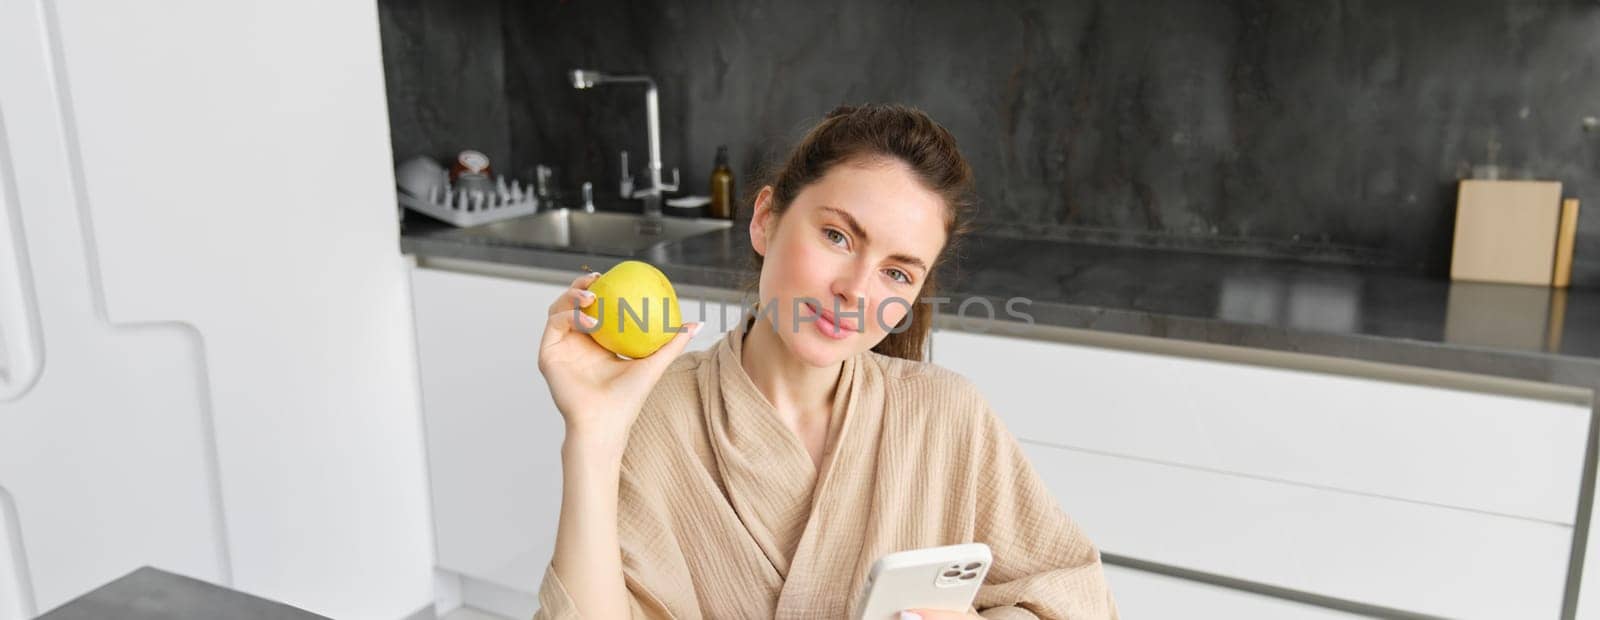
407, 256, 1594, 619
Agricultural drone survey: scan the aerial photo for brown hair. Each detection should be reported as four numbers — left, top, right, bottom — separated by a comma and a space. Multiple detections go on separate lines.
743, 103, 977, 361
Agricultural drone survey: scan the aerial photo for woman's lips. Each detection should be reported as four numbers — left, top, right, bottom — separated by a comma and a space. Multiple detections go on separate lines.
804, 302, 855, 340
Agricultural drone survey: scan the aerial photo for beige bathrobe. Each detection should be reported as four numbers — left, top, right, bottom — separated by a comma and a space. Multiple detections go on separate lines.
535, 316, 1117, 619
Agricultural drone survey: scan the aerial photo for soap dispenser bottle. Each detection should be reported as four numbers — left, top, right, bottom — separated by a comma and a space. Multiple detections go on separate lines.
708, 145, 735, 220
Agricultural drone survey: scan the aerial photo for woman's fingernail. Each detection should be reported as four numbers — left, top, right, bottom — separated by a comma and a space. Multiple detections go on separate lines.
579, 290, 596, 302
580, 313, 597, 326
688, 322, 703, 336
899, 612, 922, 620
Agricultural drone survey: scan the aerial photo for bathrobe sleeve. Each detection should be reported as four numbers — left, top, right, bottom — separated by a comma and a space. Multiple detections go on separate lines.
966, 391, 1120, 620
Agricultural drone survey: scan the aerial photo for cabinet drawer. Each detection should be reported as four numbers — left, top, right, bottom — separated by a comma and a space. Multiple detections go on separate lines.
1103, 565, 1361, 619
935, 330, 1589, 524
1030, 442, 1571, 618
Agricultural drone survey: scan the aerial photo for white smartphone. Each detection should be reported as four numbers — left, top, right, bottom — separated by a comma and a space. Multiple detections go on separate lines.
854, 543, 993, 620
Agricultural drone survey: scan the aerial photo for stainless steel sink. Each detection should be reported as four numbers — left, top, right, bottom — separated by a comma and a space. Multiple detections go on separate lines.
454, 208, 733, 256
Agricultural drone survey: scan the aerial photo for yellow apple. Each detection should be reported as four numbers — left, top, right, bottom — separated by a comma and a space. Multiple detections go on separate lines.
580, 260, 684, 358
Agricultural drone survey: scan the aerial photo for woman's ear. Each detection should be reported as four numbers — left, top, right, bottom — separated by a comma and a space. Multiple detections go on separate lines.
748, 186, 776, 257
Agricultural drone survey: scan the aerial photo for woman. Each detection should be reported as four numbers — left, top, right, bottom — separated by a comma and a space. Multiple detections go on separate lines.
534, 104, 1117, 619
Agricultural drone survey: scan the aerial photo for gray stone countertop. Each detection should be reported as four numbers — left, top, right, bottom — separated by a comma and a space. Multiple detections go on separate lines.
400, 212, 1600, 391
36, 566, 330, 620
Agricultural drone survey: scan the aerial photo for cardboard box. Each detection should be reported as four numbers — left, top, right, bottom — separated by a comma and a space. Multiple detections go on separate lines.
1450, 180, 1562, 286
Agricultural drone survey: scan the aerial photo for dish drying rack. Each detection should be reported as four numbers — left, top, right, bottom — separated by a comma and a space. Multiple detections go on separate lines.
399, 176, 539, 227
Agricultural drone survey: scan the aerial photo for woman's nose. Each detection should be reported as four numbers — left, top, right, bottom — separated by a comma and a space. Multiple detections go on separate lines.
832, 266, 872, 311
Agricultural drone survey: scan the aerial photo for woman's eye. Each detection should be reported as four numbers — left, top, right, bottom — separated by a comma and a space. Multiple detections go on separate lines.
886, 269, 911, 285
824, 228, 848, 247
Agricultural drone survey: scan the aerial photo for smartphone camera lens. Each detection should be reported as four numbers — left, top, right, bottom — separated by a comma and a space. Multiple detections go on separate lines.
942, 570, 961, 578
963, 562, 983, 571
959, 572, 978, 580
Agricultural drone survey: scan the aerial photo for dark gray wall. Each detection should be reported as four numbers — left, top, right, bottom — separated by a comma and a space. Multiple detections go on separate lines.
378, 0, 511, 176
379, 0, 1600, 287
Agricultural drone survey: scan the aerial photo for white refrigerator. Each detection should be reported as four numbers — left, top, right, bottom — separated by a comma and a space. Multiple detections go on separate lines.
0, 1, 436, 618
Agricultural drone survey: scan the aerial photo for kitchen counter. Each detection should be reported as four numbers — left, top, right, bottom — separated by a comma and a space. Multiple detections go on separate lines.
400, 212, 1600, 391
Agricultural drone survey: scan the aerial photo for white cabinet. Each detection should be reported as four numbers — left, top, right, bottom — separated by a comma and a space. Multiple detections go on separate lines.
410, 268, 569, 596
410, 266, 732, 599
932, 328, 1590, 618
0, 7, 225, 616
1, 0, 436, 617
1103, 565, 1362, 619
1029, 441, 1569, 618
932, 330, 1587, 523
0, 496, 23, 620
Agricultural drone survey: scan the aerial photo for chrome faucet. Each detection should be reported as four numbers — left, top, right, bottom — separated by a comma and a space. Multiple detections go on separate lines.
570, 69, 680, 217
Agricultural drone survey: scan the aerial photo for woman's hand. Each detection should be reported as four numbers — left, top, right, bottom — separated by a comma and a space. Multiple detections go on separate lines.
898, 610, 985, 620
537, 271, 701, 448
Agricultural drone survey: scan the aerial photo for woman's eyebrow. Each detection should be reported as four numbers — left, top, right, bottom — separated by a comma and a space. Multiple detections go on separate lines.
820, 206, 870, 244
820, 205, 929, 274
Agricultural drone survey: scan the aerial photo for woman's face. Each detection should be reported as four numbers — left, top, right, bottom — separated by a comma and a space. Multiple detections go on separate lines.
749, 157, 948, 367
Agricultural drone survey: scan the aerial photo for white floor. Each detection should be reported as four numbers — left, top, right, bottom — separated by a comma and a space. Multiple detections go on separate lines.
440, 607, 511, 620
